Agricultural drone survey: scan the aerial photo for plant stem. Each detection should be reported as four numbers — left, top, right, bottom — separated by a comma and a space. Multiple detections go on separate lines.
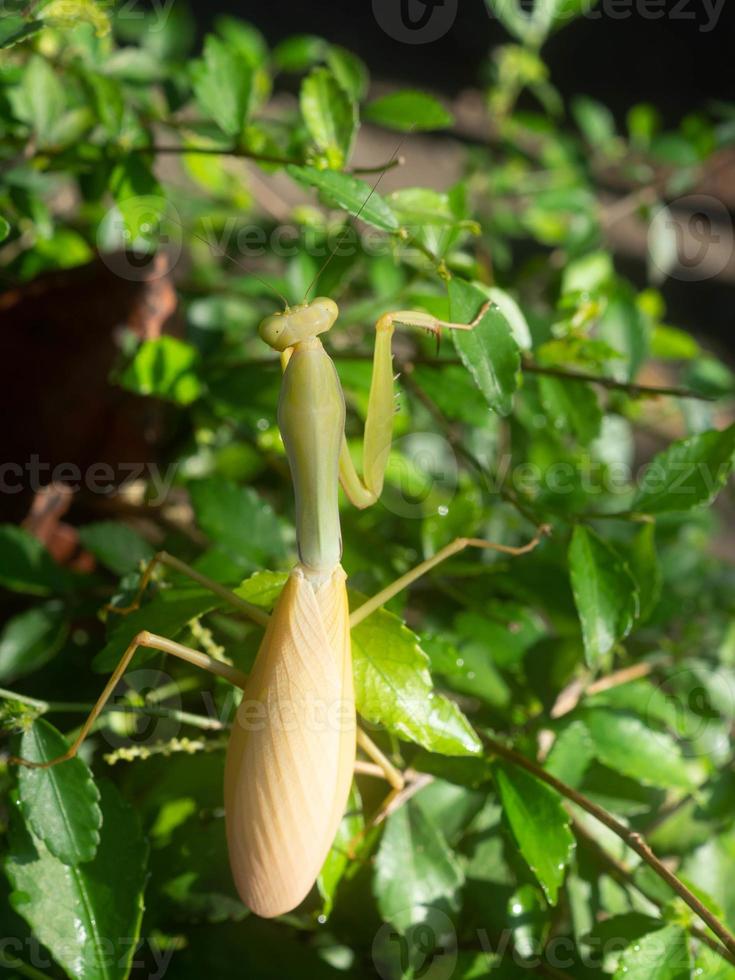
111, 143, 404, 176
483, 733, 735, 963
0, 687, 223, 731
573, 818, 735, 967
521, 359, 715, 402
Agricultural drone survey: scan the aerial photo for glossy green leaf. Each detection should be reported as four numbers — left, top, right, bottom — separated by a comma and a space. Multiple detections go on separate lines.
192, 34, 253, 136
613, 924, 691, 979
318, 783, 363, 918
119, 336, 203, 405
494, 762, 575, 904
364, 91, 453, 132
287, 165, 399, 231
634, 424, 735, 514
0, 215, 10, 242
17, 719, 102, 865
448, 278, 520, 416
581, 708, 696, 790
93, 589, 223, 672
78, 522, 154, 576
299, 67, 357, 168
352, 601, 481, 757
568, 526, 639, 667
538, 375, 602, 444
6, 780, 148, 980
373, 800, 464, 932
545, 719, 595, 787
0, 603, 67, 682
189, 478, 287, 570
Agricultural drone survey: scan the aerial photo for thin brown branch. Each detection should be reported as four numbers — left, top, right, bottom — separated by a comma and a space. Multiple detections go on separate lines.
521, 359, 716, 402
573, 818, 735, 968
483, 732, 735, 962
133, 143, 405, 176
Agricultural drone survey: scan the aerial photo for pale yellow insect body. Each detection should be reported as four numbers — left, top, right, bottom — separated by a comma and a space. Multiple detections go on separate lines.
223, 299, 358, 917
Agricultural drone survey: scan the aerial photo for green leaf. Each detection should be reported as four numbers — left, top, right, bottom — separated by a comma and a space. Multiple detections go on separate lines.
634, 424, 735, 514
192, 34, 253, 137
352, 601, 481, 757
494, 762, 575, 904
613, 924, 691, 979
0, 215, 10, 242
0, 603, 68, 682
545, 719, 595, 787
581, 708, 696, 790
448, 278, 520, 416
364, 91, 453, 132
78, 522, 154, 576
299, 67, 357, 168
287, 165, 399, 231
0, 16, 44, 49
11, 54, 65, 144
326, 46, 368, 101
189, 478, 286, 571
318, 783, 363, 918
109, 155, 165, 241
373, 800, 464, 932
538, 376, 602, 444
568, 526, 639, 668
119, 336, 203, 405
234, 569, 289, 609
17, 719, 102, 866
93, 589, 223, 672
273, 34, 326, 72
572, 95, 616, 147
628, 523, 662, 622
0, 525, 68, 596
6, 780, 148, 980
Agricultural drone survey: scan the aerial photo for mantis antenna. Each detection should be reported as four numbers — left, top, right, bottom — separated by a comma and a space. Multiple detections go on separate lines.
301, 132, 411, 304
163, 210, 290, 309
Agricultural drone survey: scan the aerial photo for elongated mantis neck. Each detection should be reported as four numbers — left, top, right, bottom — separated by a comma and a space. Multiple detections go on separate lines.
278, 338, 346, 587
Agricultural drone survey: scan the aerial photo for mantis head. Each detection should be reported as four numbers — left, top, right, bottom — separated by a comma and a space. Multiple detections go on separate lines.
259, 297, 339, 352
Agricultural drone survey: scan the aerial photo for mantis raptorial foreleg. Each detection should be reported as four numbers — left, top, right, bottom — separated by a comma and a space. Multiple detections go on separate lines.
339, 303, 491, 509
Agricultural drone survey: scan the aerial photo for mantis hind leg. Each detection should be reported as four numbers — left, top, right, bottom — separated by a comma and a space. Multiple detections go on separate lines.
107, 550, 269, 627
350, 525, 549, 628
9, 632, 249, 770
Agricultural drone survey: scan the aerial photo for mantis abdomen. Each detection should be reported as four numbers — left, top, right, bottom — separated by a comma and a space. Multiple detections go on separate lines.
224, 563, 354, 917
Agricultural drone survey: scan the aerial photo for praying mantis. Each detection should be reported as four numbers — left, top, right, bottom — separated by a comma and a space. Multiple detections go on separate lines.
11, 284, 545, 919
